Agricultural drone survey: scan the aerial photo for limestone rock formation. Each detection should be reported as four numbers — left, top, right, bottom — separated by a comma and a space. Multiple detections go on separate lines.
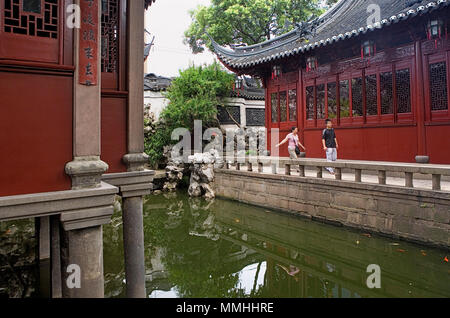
162, 145, 186, 192
188, 151, 216, 199
163, 164, 184, 192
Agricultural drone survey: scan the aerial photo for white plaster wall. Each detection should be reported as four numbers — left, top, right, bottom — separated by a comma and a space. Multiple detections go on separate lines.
144, 91, 169, 121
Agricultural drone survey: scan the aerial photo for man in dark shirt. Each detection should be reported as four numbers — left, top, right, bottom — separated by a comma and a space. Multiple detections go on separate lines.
322, 119, 339, 175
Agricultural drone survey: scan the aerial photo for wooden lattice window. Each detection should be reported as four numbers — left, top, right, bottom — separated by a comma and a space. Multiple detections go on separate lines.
365, 74, 378, 116
380, 72, 393, 115
316, 83, 325, 119
271, 92, 278, 123
3, 0, 58, 39
101, 0, 119, 73
306, 86, 314, 120
327, 82, 337, 119
429, 61, 448, 111
339, 80, 350, 118
288, 89, 297, 122
279, 91, 287, 122
351, 77, 363, 117
395, 68, 411, 113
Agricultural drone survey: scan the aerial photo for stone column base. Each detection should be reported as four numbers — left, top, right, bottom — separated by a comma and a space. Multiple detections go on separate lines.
415, 155, 430, 164
123, 153, 149, 172
65, 156, 109, 189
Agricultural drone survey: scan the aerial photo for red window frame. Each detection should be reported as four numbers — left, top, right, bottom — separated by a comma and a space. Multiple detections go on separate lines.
424, 50, 450, 122
394, 59, 414, 124
379, 64, 395, 124
101, 0, 127, 91
364, 67, 379, 124
325, 75, 338, 125
304, 78, 316, 129
0, 0, 67, 64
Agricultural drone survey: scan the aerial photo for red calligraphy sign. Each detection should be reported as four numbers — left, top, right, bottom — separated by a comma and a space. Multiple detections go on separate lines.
79, 0, 98, 86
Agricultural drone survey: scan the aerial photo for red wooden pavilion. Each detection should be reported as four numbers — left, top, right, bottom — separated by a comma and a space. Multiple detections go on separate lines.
212, 0, 450, 164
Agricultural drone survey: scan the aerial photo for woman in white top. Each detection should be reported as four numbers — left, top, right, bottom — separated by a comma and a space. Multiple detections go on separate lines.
275, 127, 306, 158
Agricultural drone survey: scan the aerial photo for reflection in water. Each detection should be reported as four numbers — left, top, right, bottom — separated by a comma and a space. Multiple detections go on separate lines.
103, 192, 450, 298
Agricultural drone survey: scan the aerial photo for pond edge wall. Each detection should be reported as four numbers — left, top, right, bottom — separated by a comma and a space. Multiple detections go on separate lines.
213, 169, 450, 249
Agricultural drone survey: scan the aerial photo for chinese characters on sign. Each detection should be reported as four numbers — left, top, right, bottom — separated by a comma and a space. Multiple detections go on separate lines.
79, 0, 98, 86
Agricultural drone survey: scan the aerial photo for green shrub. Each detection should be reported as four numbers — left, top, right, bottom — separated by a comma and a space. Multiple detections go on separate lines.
144, 62, 234, 167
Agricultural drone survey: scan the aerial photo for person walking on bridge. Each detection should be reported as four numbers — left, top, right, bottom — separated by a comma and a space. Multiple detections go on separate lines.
275, 127, 306, 159
322, 119, 339, 175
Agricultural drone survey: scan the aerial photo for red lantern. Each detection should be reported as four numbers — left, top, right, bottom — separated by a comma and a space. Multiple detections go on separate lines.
427, 19, 445, 49
234, 77, 243, 97
306, 56, 317, 72
427, 19, 444, 39
361, 40, 376, 58
272, 65, 282, 79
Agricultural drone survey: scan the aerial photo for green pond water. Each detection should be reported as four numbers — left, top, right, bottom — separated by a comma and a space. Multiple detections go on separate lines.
103, 191, 450, 298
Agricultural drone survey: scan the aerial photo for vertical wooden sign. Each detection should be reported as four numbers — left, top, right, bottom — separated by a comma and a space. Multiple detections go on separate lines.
79, 0, 99, 86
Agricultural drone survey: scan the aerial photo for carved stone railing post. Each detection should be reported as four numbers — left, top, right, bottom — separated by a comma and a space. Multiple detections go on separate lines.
271, 163, 277, 174
285, 164, 291, 175
405, 172, 414, 188
258, 162, 264, 173
335, 167, 342, 180
378, 170, 387, 185
432, 174, 441, 190
355, 169, 362, 182
316, 166, 322, 178
299, 165, 305, 177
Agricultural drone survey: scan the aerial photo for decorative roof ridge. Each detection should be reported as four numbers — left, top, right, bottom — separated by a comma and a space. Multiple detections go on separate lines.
212, 0, 450, 69
209, 28, 303, 58
209, 0, 351, 59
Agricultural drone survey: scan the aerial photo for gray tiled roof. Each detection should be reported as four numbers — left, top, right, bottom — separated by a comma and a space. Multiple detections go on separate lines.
144, 73, 265, 100
212, 0, 449, 69
231, 77, 265, 100
144, 73, 173, 91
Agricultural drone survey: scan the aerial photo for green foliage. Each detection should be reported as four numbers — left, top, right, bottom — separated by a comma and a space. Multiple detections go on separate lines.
162, 62, 234, 130
184, 0, 323, 53
144, 62, 234, 166
327, 0, 340, 6
144, 121, 171, 168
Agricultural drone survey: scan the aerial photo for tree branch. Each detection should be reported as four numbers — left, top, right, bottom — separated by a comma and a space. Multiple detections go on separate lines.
218, 103, 242, 128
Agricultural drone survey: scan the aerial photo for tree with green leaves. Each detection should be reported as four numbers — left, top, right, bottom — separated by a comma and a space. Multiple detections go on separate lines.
184, 0, 325, 54
144, 62, 234, 167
